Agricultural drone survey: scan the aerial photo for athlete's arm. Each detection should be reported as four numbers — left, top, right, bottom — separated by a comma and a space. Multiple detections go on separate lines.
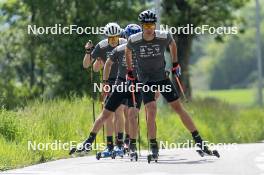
125, 47, 133, 70
83, 54, 93, 68
169, 39, 181, 77
83, 41, 94, 68
103, 58, 113, 81
169, 39, 178, 63
93, 58, 104, 72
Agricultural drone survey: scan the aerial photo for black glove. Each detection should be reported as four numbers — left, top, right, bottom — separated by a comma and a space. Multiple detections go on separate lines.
85, 40, 95, 54
126, 69, 135, 86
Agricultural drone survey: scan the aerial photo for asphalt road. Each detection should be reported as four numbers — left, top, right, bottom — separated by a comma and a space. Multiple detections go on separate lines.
2, 143, 264, 175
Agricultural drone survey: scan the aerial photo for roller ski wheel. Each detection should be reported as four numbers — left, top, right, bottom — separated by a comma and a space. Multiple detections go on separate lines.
130, 151, 138, 162
147, 153, 158, 163
111, 152, 116, 159
96, 152, 101, 160
197, 149, 220, 158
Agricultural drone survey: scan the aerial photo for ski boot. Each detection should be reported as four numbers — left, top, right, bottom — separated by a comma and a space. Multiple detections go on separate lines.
123, 138, 130, 155
114, 145, 124, 158
129, 143, 138, 162
147, 144, 159, 163
124, 142, 130, 156
96, 146, 116, 160
196, 144, 220, 158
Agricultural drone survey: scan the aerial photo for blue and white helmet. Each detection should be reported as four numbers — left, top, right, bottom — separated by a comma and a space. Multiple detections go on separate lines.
120, 28, 126, 38
124, 24, 142, 38
104, 22, 122, 37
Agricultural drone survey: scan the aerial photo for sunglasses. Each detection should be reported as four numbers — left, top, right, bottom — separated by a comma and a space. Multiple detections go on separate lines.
142, 23, 156, 29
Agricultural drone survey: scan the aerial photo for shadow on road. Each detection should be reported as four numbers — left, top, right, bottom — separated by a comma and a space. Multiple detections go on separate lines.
156, 159, 216, 165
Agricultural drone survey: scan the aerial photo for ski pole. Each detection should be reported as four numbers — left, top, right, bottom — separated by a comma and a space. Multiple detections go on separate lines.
175, 76, 188, 103
100, 69, 105, 143
90, 56, 97, 154
137, 107, 141, 156
130, 81, 141, 156
144, 106, 150, 154
101, 94, 105, 143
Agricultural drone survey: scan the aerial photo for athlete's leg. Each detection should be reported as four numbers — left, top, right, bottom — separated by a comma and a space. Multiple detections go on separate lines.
144, 101, 157, 139
169, 100, 196, 132
91, 109, 114, 133
127, 107, 140, 139
161, 78, 211, 152
123, 105, 129, 140
114, 104, 125, 144
104, 112, 114, 148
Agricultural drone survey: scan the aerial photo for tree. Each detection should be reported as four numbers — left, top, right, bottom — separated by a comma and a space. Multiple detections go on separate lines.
0, 0, 147, 108
162, 0, 249, 98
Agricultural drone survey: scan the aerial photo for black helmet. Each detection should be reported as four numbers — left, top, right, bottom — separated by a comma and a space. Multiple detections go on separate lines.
138, 10, 157, 23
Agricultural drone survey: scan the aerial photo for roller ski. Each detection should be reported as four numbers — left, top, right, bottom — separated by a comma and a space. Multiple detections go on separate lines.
69, 143, 92, 156
147, 152, 158, 163
147, 144, 159, 164
196, 147, 220, 158
195, 141, 220, 158
129, 144, 138, 161
114, 145, 124, 158
96, 147, 116, 160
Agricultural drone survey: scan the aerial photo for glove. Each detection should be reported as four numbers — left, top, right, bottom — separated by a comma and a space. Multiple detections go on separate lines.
126, 69, 135, 86
85, 40, 95, 54
172, 62, 181, 77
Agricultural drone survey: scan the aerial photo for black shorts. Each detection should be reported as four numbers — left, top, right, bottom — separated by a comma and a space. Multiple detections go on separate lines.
104, 78, 142, 112
103, 79, 115, 105
141, 78, 180, 104
121, 99, 128, 106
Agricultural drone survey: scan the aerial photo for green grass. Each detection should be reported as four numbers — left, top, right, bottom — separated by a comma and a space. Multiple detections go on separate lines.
1, 96, 264, 170
194, 88, 263, 106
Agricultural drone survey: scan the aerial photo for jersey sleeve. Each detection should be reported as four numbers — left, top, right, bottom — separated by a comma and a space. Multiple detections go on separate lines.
119, 38, 127, 45
91, 43, 103, 60
126, 37, 134, 50
166, 32, 173, 45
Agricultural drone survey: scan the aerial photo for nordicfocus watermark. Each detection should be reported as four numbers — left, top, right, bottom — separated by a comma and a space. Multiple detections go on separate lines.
27, 23, 238, 35
27, 140, 237, 151
27, 140, 106, 151
160, 140, 237, 150
27, 24, 105, 35
160, 24, 238, 35
93, 82, 172, 93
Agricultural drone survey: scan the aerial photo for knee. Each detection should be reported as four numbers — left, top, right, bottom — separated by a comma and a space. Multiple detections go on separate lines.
128, 109, 137, 121
171, 101, 183, 113
99, 110, 113, 121
124, 106, 129, 118
146, 102, 156, 112
115, 106, 124, 118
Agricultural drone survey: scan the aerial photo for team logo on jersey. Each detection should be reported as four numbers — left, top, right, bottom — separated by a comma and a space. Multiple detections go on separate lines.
140, 46, 147, 53
154, 46, 160, 53
106, 51, 112, 58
